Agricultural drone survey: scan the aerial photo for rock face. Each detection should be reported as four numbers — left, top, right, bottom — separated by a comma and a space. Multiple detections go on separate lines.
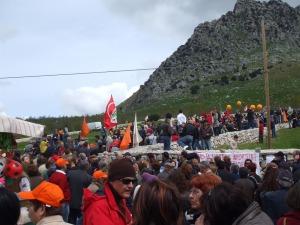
124, 0, 300, 110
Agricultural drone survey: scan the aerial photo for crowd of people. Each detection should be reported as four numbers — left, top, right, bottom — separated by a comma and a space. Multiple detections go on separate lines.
0, 106, 299, 225
0, 142, 300, 225
100, 107, 300, 151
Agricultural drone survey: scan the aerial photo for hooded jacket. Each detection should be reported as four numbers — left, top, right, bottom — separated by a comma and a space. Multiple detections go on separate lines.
232, 202, 273, 225
82, 182, 132, 225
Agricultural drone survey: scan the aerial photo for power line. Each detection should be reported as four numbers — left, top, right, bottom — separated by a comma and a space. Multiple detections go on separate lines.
0, 67, 157, 80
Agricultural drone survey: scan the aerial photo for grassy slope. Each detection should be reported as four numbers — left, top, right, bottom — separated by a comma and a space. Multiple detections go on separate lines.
26, 61, 300, 132
119, 61, 300, 121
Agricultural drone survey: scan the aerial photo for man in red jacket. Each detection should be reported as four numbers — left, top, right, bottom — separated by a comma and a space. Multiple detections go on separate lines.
49, 157, 71, 222
83, 158, 136, 225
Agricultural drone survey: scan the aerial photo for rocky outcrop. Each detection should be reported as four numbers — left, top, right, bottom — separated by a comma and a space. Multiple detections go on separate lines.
124, 0, 300, 109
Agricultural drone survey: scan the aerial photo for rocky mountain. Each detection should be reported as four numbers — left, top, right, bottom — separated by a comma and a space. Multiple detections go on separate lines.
123, 0, 300, 111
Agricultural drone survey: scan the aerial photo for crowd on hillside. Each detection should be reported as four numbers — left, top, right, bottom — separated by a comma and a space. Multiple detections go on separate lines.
88, 107, 299, 151
19, 107, 300, 154
0, 144, 300, 225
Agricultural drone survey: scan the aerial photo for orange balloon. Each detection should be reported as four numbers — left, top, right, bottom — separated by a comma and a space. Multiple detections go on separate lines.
226, 104, 232, 111
257, 104, 263, 110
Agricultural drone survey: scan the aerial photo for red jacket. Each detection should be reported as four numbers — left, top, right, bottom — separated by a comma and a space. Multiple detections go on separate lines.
83, 183, 132, 225
277, 211, 300, 225
206, 113, 213, 125
49, 170, 71, 202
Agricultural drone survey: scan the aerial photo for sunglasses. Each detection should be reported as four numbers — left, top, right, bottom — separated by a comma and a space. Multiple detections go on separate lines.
120, 178, 136, 185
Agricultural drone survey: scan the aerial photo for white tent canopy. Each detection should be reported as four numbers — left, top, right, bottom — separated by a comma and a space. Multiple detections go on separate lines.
0, 115, 45, 138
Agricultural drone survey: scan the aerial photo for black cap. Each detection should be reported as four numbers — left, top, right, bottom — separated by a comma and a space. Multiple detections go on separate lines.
108, 158, 136, 181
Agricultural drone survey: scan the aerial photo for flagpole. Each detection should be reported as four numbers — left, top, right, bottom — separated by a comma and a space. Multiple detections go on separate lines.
261, 20, 272, 149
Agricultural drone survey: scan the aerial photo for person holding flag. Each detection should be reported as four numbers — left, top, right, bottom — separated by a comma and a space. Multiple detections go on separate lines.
81, 116, 90, 139
120, 124, 132, 150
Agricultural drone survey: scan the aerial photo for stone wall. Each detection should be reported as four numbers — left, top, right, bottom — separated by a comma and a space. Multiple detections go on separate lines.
211, 123, 289, 148
125, 123, 290, 153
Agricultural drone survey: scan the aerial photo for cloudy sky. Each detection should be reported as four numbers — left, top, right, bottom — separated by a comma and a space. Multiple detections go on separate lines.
0, 0, 298, 118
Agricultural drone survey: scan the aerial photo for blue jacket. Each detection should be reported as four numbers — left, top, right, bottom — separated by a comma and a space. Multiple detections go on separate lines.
260, 189, 290, 224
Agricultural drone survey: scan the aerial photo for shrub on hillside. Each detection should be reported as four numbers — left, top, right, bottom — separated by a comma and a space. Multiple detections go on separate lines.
190, 85, 200, 94
220, 75, 229, 85
148, 114, 160, 121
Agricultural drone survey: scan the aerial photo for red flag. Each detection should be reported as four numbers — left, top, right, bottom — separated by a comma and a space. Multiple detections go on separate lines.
104, 95, 117, 129
81, 116, 90, 138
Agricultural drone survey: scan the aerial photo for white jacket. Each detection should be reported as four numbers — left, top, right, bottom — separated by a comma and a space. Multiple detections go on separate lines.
37, 215, 72, 225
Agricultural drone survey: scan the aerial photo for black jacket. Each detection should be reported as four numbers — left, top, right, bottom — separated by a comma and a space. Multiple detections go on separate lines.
182, 123, 196, 137
68, 169, 92, 209
260, 189, 290, 224
159, 123, 172, 137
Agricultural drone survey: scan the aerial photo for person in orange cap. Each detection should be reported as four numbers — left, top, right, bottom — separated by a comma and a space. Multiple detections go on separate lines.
92, 170, 108, 179
48, 158, 71, 222
18, 181, 71, 225
87, 170, 108, 195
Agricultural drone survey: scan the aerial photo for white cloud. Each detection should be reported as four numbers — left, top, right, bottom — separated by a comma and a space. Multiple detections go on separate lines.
62, 83, 139, 115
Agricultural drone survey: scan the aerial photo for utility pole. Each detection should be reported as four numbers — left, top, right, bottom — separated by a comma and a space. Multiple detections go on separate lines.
261, 20, 272, 149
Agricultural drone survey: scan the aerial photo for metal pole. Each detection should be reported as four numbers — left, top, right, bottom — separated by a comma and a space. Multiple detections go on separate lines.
261, 20, 272, 149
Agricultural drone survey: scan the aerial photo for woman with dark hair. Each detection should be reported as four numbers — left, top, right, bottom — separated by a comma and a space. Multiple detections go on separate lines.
133, 179, 183, 225
167, 169, 190, 216
167, 169, 189, 195
260, 169, 293, 224
0, 187, 20, 225
180, 163, 193, 180
255, 163, 279, 205
186, 173, 221, 225
201, 183, 273, 225
277, 181, 300, 225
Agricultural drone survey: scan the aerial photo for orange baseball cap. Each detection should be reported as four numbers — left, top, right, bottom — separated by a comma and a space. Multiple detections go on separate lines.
18, 181, 64, 208
93, 170, 108, 179
55, 158, 69, 167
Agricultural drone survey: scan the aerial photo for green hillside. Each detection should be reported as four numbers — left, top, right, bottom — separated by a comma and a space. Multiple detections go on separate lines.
118, 61, 300, 120
27, 61, 300, 132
